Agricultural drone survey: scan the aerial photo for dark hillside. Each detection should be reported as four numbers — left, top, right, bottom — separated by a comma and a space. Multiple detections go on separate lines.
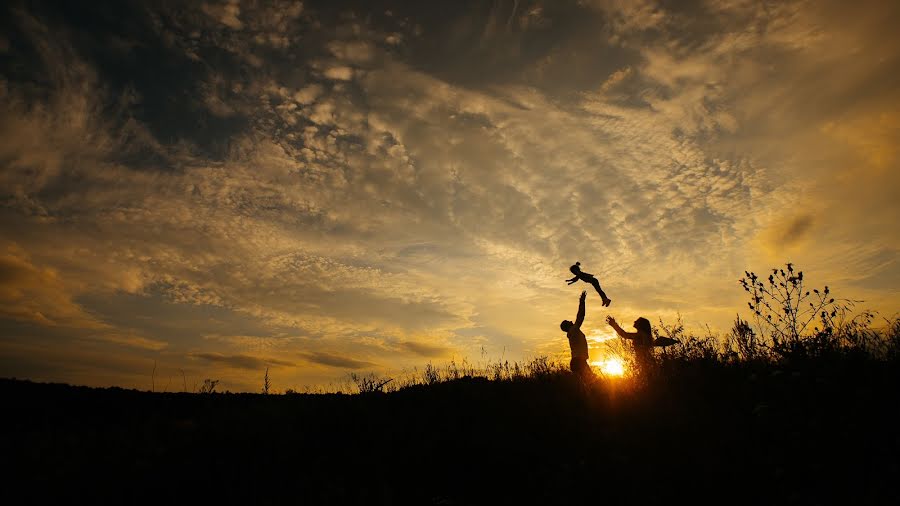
3, 358, 899, 505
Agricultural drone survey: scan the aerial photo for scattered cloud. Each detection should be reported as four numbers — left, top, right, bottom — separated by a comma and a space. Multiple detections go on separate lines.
397, 341, 452, 358
323, 65, 354, 81
328, 40, 375, 64
85, 333, 169, 352
293, 84, 324, 105
191, 352, 294, 370
760, 214, 815, 254
299, 351, 375, 370
202, 1, 243, 30
0, 246, 104, 329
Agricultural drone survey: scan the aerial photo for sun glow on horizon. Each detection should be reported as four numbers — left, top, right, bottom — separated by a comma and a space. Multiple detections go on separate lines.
593, 357, 626, 377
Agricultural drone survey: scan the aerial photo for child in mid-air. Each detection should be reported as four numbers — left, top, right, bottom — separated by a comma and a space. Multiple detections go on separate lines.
566, 262, 612, 307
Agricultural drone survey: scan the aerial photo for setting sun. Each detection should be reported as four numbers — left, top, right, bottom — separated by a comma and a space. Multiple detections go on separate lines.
594, 358, 626, 377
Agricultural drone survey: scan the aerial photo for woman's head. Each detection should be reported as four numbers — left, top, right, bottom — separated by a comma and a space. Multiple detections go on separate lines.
560, 320, 573, 332
634, 317, 651, 335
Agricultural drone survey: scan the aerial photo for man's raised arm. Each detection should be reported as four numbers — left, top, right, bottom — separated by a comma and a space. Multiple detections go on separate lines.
574, 290, 587, 328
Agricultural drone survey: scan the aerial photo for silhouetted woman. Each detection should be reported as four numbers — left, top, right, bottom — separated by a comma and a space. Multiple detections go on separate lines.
566, 262, 612, 307
606, 315, 653, 373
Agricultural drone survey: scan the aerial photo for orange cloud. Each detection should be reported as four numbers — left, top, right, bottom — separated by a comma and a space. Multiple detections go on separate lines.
822, 111, 900, 172
0, 246, 104, 329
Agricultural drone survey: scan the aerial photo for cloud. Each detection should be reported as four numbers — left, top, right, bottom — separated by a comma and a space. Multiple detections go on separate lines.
0, 246, 104, 329
397, 341, 452, 358
323, 66, 354, 81
85, 333, 169, 352
191, 352, 294, 370
299, 352, 374, 370
328, 41, 374, 64
293, 84, 324, 105
822, 112, 900, 171
201, 1, 243, 30
759, 214, 815, 255
0, 3, 807, 328
587, 0, 666, 35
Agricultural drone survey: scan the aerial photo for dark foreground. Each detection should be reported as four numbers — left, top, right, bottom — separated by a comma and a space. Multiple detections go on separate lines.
3, 363, 899, 505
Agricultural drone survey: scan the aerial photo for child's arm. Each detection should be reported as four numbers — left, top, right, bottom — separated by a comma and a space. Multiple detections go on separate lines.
566, 276, 578, 284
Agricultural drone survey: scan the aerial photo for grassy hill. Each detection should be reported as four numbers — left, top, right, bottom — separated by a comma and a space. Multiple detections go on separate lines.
4, 339, 899, 505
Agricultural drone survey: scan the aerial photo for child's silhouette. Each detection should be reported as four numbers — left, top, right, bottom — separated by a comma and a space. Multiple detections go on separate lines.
566, 262, 611, 307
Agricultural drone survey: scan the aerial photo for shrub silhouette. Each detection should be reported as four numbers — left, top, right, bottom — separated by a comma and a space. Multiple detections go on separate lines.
727, 315, 759, 360
198, 378, 220, 394
349, 372, 393, 393
739, 262, 863, 359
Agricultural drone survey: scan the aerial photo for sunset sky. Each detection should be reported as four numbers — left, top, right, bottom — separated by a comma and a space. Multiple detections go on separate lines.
2, 0, 898, 391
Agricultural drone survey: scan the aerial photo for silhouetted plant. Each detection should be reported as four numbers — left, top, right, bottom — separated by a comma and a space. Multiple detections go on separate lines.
446, 359, 461, 381
422, 363, 440, 385
654, 315, 720, 366
831, 310, 880, 354
725, 315, 760, 361
678, 335, 721, 362
199, 378, 219, 394
488, 360, 508, 381
263, 367, 271, 395
371, 356, 569, 391
654, 315, 685, 347
885, 318, 900, 360
524, 356, 553, 376
349, 372, 392, 393
740, 262, 851, 356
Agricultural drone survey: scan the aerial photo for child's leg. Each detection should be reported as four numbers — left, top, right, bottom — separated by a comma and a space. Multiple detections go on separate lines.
591, 278, 611, 305
590, 278, 606, 298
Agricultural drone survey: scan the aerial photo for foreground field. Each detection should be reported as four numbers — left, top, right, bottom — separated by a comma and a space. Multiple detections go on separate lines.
3, 354, 899, 505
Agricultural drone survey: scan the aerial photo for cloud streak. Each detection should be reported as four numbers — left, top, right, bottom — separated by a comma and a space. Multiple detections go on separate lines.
191, 352, 294, 370
299, 352, 374, 370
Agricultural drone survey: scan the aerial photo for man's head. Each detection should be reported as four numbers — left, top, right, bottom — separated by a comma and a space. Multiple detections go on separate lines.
560, 320, 573, 332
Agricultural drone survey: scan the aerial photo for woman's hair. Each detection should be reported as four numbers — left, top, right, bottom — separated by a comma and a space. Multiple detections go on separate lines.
634, 317, 651, 335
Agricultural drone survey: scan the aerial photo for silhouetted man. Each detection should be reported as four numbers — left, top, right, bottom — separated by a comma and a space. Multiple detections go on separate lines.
560, 290, 593, 379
